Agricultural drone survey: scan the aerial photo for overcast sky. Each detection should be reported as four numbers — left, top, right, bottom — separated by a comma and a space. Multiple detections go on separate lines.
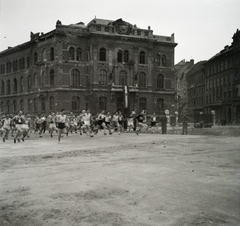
0, 0, 239, 64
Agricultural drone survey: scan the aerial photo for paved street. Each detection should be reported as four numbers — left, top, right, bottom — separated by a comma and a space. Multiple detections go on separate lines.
0, 131, 240, 226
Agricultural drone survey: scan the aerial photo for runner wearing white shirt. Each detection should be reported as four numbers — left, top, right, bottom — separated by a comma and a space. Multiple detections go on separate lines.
56, 109, 67, 143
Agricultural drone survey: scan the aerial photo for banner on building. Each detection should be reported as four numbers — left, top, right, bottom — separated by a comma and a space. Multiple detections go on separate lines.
123, 85, 129, 108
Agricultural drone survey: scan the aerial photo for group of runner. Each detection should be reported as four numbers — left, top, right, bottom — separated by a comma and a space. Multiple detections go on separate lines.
0, 109, 151, 143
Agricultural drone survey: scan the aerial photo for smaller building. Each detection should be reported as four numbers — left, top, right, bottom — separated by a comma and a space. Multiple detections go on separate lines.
174, 59, 194, 120
186, 61, 206, 122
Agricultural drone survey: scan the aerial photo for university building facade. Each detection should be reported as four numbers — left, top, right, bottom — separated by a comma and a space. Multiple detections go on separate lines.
0, 18, 177, 116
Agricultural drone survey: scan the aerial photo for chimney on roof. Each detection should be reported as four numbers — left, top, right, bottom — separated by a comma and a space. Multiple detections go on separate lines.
190, 59, 194, 64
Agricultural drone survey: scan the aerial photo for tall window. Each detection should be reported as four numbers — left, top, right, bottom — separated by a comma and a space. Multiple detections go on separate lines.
117, 49, 123, 63
99, 69, 107, 85
28, 75, 32, 90
119, 71, 127, 86
139, 97, 147, 111
28, 99, 32, 112
99, 97, 107, 110
7, 101, 10, 112
41, 72, 45, 87
76, 47, 82, 61
13, 100, 16, 112
138, 72, 146, 88
50, 47, 55, 61
1, 81, 4, 95
1, 101, 3, 113
157, 98, 164, 111
156, 53, 161, 66
71, 69, 80, 86
13, 78, 17, 93
161, 54, 167, 66
72, 96, 80, 110
124, 50, 129, 63
139, 51, 146, 64
99, 47, 106, 61
50, 69, 55, 86
33, 98, 37, 112
7, 80, 11, 94
33, 73, 37, 88
69, 47, 75, 60
41, 97, 46, 112
42, 48, 47, 61
20, 100, 24, 112
157, 74, 164, 89
49, 96, 54, 111
27, 57, 30, 68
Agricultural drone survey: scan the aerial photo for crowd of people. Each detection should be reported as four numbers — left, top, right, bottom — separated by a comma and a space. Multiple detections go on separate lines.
0, 109, 164, 143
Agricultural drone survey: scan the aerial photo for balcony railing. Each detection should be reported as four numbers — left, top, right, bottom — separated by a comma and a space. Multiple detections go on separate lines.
111, 84, 139, 92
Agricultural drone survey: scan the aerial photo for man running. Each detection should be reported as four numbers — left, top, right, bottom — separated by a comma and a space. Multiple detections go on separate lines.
12, 111, 25, 143
56, 109, 67, 143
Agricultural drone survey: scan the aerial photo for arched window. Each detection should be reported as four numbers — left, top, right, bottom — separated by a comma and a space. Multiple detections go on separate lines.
138, 72, 146, 88
50, 47, 54, 61
76, 47, 82, 61
161, 54, 167, 66
99, 96, 107, 110
139, 51, 146, 64
157, 98, 164, 111
71, 69, 80, 86
99, 69, 107, 85
156, 53, 161, 66
124, 50, 129, 63
13, 78, 17, 93
119, 71, 127, 86
19, 59, 23, 70
1, 81, 4, 95
117, 49, 123, 63
42, 48, 47, 61
49, 96, 54, 111
34, 52, 38, 64
20, 77, 24, 93
50, 69, 55, 86
7, 79, 11, 94
139, 97, 147, 111
157, 74, 164, 89
99, 47, 106, 61
28, 75, 32, 90
72, 96, 80, 110
69, 47, 75, 60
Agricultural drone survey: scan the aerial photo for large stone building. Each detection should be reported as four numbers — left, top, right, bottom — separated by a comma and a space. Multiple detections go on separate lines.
0, 18, 177, 116
204, 29, 240, 123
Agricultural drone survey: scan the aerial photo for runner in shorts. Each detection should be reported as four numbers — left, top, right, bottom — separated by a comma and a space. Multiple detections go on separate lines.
1, 114, 12, 142
56, 109, 67, 143
12, 111, 25, 143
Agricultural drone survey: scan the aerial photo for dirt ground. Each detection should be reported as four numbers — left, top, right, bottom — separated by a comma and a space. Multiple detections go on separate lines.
0, 127, 240, 226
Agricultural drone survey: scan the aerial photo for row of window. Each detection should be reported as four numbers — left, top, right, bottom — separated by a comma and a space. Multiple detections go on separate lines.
0, 70, 55, 95
188, 98, 204, 108
0, 97, 165, 113
206, 59, 233, 76
0, 69, 167, 95
0, 47, 55, 75
206, 90, 232, 104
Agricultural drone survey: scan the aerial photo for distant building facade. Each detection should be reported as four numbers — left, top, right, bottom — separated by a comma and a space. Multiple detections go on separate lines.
0, 18, 177, 116
204, 29, 240, 123
174, 59, 194, 119
186, 61, 206, 122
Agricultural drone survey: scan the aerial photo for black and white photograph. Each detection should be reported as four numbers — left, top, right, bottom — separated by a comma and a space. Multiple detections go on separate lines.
0, 0, 240, 225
